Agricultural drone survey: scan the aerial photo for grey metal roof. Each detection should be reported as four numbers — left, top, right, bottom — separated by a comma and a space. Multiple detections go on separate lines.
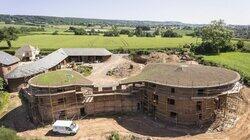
62, 48, 112, 56
5, 48, 112, 79
5, 49, 68, 79
0, 51, 20, 66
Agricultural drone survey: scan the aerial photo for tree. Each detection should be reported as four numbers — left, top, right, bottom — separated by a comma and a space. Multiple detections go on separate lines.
0, 27, 19, 48
52, 30, 59, 35
154, 27, 161, 36
88, 29, 98, 35
73, 28, 87, 35
161, 29, 182, 38
103, 26, 119, 37
236, 40, 244, 50
200, 20, 233, 54
134, 26, 151, 37
119, 29, 130, 35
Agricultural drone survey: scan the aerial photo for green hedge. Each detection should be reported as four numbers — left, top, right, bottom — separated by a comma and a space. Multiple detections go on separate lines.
0, 127, 23, 140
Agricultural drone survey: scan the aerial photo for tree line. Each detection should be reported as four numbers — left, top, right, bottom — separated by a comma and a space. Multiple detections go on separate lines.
69, 25, 182, 38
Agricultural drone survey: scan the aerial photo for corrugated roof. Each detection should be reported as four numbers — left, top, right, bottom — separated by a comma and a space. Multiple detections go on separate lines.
5, 48, 112, 79
5, 49, 68, 79
0, 51, 20, 66
121, 63, 241, 88
62, 48, 112, 56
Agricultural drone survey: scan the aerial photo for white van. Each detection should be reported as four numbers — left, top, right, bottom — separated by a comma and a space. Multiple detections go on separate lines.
52, 120, 79, 135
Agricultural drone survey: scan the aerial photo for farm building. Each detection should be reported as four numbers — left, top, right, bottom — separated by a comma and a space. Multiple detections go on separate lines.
15, 44, 40, 61
0, 51, 20, 78
120, 63, 242, 125
5, 48, 112, 91
22, 69, 137, 123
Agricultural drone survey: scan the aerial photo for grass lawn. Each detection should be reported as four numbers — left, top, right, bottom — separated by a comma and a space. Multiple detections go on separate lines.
0, 35, 199, 49
30, 69, 92, 86
203, 52, 250, 82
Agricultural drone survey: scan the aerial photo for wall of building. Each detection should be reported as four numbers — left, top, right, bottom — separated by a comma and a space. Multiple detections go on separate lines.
26, 85, 137, 123
7, 77, 27, 92
85, 95, 137, 115
131, 82, 230, 125
0, 63, 18, 78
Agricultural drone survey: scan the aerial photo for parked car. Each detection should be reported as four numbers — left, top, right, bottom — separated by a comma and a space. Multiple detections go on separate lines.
52, 120, 79, 135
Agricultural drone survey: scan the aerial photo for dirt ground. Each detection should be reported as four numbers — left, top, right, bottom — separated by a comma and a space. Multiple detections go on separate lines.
0, 87, 249, 140
86, 54, 144, 87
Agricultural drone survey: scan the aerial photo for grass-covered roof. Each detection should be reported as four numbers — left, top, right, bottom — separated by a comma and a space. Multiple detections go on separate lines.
29, 69, 92, 87
121, 63, 240, 88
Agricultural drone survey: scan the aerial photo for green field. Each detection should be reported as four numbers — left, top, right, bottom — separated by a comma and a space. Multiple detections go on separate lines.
0, 35, 199, 49
203, 52, 250, 82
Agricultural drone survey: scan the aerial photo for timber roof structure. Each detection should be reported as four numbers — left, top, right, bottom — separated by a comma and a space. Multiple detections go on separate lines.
0, 51, 20, 66
5, 48, 112, 79
121, 63, 241, 88
29, 69, 93, 87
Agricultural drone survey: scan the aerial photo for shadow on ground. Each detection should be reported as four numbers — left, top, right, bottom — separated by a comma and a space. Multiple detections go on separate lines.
45, 130, 76, 137
0, 104, 36, 132
113, 113, 211, 138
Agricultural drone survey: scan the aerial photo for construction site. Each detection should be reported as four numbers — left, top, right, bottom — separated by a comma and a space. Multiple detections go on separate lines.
0, 50, 249, 140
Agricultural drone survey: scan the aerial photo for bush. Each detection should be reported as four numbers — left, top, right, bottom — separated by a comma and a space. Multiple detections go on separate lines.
74, 28, 87, 35
0, 77, 5, 91
0, 127, 22, 140
104, 31, 119, 37
161, 29, 182, 38
108, 131, 120, 140
77, 65, 93, 76
191, 42, 235, 55
0, 92, 10, 111
52, 30, 59, 35
236, 40, 245, 50
119, 29, 130, 35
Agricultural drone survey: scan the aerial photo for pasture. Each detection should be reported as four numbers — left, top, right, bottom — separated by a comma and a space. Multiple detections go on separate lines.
0, 35, 199, 49
203, 52, 250, 82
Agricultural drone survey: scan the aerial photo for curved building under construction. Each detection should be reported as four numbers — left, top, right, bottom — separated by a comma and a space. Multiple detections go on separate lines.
22, 63, 241, 125
120, 63, 241, 125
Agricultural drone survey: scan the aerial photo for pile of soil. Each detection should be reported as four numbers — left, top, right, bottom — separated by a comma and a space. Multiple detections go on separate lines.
146, 52, 180, 64
207, 93, 246, 132
106, 62, 142, 78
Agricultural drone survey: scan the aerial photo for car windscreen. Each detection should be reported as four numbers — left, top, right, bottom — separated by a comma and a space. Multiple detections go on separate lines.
70, 123, 76, 129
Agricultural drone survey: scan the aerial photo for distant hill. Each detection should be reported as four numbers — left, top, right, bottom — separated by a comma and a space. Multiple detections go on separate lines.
0, 14, 187, 27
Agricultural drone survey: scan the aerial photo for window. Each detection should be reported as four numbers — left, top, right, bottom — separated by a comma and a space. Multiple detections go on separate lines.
57, 98, 66, 104
198, 114, 202, 120
59, 110, 66, 119
197, 89, 204, 95
170, 112, 177, 118
39, 98, 44, 104
149, 83, 156, 88
56, 88, 63, 92
167, 98, 175, 105
171, 88, 175, 93
196, 101, 202, 111
153, 94, 158, 104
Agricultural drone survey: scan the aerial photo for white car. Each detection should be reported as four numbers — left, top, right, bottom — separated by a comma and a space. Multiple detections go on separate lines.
52, 120, 79, 135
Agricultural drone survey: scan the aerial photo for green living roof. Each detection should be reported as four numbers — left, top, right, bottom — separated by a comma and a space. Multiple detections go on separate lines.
29, 69, 92, 87
121, 63, 240, 88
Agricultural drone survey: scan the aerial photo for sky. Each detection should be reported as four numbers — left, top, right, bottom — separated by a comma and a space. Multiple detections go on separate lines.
0, 0, 249, 25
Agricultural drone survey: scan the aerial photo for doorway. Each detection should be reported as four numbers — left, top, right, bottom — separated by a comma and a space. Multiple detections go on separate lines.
80, 107, 86, 116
